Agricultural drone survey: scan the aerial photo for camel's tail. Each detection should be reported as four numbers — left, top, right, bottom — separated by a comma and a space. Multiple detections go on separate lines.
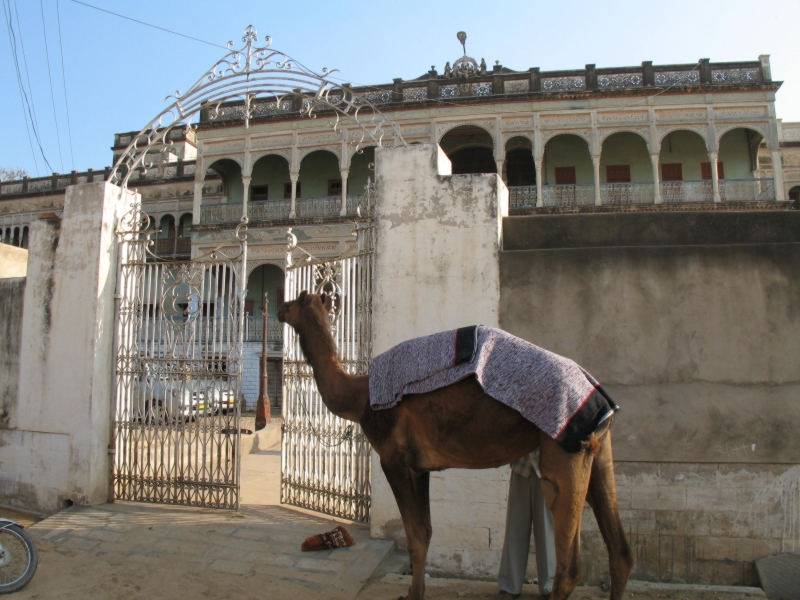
585, 423, 634, 600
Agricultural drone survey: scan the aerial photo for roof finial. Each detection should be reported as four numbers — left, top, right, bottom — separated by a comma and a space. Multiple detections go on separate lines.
457, 31, 467, 56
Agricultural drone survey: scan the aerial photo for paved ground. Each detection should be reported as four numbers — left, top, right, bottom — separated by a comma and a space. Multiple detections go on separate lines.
1, 425, 771, 599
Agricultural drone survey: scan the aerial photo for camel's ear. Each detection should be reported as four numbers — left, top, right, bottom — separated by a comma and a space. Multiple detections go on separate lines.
298, 290, 310, 305
321, 292, 334, 313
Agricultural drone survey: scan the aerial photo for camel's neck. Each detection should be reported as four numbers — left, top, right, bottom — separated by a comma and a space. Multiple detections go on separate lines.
298, 313, 368, 422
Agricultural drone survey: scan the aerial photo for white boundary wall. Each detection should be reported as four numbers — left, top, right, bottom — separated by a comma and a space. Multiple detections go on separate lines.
370, 144, 513, 576
0, 183, 137, 514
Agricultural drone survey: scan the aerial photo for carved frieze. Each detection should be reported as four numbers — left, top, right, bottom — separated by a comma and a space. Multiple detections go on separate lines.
204, 140, 245, 155
540, 113, 591, 128
597, 112, 649, 124
502, 117, 533, 129
713, 107, 767, 120
656, 109, 707, 122
783, 127, 800, 142
250, 136, 293, 150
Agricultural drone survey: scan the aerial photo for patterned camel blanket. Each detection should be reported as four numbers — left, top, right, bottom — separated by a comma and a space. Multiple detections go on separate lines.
369, 326, 618, 453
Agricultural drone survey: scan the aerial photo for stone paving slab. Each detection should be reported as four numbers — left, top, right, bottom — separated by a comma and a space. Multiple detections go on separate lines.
19, 501, 393, 600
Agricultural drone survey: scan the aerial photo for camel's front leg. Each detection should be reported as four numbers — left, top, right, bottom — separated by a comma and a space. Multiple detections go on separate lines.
381, 458, 431, 600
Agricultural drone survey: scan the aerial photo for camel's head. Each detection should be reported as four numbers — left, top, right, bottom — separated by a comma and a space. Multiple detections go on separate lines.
276, 290, 334, 331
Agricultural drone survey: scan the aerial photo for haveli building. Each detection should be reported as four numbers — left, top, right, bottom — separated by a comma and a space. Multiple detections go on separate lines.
1, 51, 799, 408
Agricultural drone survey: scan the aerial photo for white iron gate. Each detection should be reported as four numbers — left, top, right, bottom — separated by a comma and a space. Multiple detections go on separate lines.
112, 204, 247, 509
281, 193, 375, 522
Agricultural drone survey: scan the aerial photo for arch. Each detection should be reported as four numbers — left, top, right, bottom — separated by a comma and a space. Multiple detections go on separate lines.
21, 226, 29, 249
349, 146, 376, 195
600, 131, 653, 183
206, 158, 243, 204
298, 146, 340, 163
298, 150, 342, 197
504, 136, 535, 186
440, 125, 496, 175
542, 133, 593, 185
178, 213, 193, 237
246, 263, 286, 317
157, 215, 176, 239
250, 153, 291, 201
718, 127, 764, 177
12, 227, 20, 247
599, 128, 650, 152
658, 129, 709, 181
437, 121, 495, 145
658, 127, 708, 150
3, 227, 9, 244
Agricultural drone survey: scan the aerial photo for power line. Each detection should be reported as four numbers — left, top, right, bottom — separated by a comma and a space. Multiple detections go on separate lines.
69, 0, 228, 50
40, 0, 65, 172
3, 0, 38, 175
55, 0, 75, 170
12, 0, 43, 142
2, 0, 52, 174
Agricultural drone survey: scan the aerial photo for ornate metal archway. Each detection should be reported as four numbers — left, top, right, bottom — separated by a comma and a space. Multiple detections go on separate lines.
109, 25, 406, 190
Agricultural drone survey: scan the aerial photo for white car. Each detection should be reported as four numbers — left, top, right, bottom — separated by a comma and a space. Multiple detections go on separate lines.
134, 364, 212, 423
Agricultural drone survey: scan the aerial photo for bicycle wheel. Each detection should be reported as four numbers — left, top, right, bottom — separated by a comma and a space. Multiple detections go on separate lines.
0, 525, 38, 594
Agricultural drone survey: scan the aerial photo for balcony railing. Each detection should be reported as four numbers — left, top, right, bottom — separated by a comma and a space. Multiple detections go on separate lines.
509, 186, 537, 209
600, 182, 654, 205
244, 316, 284, 348
661, 180, 714, 203
719, 178, 775, 202
541, 184, 595, 207
151, 237, 191, 256
200, 195, 360, 225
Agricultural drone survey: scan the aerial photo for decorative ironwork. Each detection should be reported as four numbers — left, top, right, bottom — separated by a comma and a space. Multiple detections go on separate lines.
281, 183, 375, 522
355, 90, 393, 104
541, 77, 586, 92
440, 82, 491, 98
112, 202, 248, 510
711, 68, 761, 84
598, 74, 643, 89
600, 182, 654, 205
509, 186, 537, 209
110, 26, 406, 190
718, 178, 775, 201
541, 184, 594, 206
655, 70, 700, 86
660, 180, 712, 203
403, 87, 427, 102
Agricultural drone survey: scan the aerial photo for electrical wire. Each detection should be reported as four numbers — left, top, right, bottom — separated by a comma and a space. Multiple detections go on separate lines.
55, 0, 75, 170
11, 0, 44, 143
40, 0, 65, 172
2, 0, 52, 174
3, 0, 38, 175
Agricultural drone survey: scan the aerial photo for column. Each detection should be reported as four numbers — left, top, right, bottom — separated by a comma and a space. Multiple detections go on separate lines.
709, 151, 721, 203
192, 180, 203, 225
289, 173, 298, 219
592, 155, 602, 206
535, 159, 543, 207
241, 175, 251, 221
340, 168, 349, 216
651, 154, 662, 204
495, 159, 505, 184
771, 150, 786, 201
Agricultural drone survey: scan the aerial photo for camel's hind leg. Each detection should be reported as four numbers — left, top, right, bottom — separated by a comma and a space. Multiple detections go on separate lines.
586, 428, 634, 600
380, 458, 431, 600
539, 435, 593, 600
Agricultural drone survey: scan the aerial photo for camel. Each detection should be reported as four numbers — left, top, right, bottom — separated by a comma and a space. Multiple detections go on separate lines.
277, 291, 634, 600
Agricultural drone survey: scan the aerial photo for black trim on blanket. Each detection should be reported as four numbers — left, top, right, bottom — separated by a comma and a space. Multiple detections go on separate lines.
454, 326, 479, 366
554, 386, 619, 453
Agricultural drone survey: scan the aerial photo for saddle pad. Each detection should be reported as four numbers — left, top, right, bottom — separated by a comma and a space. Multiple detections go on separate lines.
369, 326, 617, 453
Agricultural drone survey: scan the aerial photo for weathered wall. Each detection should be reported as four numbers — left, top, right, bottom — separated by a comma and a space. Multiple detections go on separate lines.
500, 211, 800, 585
0, 243, 28, 278
0, 278, 25, 429
0, 183, 138, 514
371, 143, 512, 576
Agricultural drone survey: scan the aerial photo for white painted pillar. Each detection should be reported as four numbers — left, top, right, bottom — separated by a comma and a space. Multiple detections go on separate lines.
709, 151, 721, 203
289, 173, 298, 219
651, 154, 662, 204
495, 159, 505, 183
340, 168, 349, 216
771, 150, 786, 201
535, 159, 543, 207
192, 181, 203, 225
592, 155, 602, 206
241, 175, 251, 221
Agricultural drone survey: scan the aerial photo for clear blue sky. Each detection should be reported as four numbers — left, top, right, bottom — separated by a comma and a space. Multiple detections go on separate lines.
2, 0, 799, 178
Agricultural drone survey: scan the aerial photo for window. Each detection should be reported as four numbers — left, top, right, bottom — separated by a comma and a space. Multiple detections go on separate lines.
606, 165, 631, 183
328, 179, 344, 196
661, 163, 683, 181
284, 182, 301, 199
251, 185, 269, 201
554, 167, 576, 185
700, 162, 724, 180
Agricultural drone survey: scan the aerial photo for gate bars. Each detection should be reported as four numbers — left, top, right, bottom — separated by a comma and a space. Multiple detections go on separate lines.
281, 189, 375, 522
112, 204, 247, 509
